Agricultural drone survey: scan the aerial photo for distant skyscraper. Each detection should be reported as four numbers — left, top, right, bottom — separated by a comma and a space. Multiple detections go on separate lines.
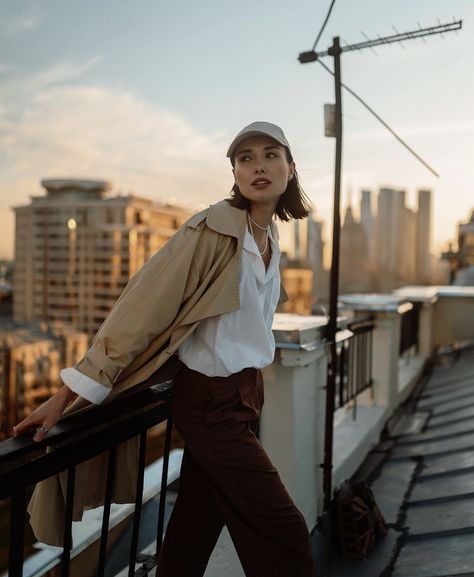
340, 204, 371, 293
288, 212, 328, 308
375, 187, 420, 291
403, 206, 417, 284
416, 189, 432, 284
360, 189, 375, 268
306, 213, 324, 272
13, 179, 191, 335
375, 188, 398, 290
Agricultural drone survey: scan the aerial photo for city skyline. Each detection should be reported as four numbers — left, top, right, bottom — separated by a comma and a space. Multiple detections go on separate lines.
1, 0, 473, 258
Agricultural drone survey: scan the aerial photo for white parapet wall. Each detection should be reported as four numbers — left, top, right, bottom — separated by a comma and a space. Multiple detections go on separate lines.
394, 286, 474, 350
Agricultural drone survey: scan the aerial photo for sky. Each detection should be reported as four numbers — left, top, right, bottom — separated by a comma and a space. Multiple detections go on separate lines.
0, 0, 473, 259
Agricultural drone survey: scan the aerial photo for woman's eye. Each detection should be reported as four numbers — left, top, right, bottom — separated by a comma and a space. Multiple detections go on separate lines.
267, 152, 277, 158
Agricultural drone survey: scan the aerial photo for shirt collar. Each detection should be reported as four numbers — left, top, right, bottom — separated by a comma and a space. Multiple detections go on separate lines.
186, 200, 280, 243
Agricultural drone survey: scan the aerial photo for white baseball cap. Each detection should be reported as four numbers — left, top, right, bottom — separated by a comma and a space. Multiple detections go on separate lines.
226, 121, 292, 159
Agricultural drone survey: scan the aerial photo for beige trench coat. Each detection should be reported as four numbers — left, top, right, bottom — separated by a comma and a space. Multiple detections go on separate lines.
28, 199, 288, 545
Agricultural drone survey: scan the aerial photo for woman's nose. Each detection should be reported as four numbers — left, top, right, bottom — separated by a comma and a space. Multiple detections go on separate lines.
255, 165, 265, 174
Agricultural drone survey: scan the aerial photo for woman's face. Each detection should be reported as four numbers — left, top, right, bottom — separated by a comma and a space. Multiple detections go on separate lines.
233, 135, 295, 211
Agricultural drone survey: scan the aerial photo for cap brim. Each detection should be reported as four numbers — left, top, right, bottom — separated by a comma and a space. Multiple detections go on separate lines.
226, 131, 287, 158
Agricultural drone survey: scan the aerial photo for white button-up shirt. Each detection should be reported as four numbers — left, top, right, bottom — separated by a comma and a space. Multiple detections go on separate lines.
60, 226, 281, 402
178, 227, 281, 376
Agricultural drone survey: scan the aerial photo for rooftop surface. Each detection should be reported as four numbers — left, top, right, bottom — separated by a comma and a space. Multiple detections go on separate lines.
329, 343, 474, 577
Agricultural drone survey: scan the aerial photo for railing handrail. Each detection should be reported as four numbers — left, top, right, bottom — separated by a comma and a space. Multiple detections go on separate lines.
0, 381, 173, 497
347, 316, 375, 332
2, 381, 175, 577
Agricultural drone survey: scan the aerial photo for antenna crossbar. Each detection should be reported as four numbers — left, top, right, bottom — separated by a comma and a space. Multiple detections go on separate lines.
299, 20, 462, 61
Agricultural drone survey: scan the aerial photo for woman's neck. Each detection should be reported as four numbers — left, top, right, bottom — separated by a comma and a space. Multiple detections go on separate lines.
248, 204, 275, 229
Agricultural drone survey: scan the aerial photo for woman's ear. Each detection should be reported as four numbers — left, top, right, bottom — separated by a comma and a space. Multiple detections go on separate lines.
289, 162, 296, 181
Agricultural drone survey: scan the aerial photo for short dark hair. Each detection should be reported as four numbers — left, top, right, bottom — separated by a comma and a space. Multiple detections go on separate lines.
226, 148, 312, 222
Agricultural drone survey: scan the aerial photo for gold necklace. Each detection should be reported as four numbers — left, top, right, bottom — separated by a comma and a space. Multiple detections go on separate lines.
248, 214, 269, 231
247, 214, 269, 255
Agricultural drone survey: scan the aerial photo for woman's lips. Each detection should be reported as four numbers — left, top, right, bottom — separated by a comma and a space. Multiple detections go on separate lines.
251, 178, 271, 188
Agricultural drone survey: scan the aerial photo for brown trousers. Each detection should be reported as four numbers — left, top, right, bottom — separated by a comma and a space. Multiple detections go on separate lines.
156, 365, 314, 577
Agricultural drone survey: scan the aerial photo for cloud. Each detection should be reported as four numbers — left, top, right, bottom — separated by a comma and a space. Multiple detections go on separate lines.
0, 8, 44, 36
1, 84, 229, 197
0, 65, 234, 256
0, 57, 104, 117
30, 57, 104, 87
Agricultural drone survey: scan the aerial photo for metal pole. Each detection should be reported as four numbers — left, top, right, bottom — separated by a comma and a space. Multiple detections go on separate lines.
323, 36, 343, 512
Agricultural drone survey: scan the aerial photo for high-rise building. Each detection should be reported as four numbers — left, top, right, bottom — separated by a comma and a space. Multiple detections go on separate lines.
402, 206, 418, 284
360, 189, 375, 269
374, 187, 421, 290
290, 212, 328, 308
340, 204, 371, 293
307, 216, 324, 273
13, 179, 191, 335
416, 189, 432, 284
375, 188, 399, 290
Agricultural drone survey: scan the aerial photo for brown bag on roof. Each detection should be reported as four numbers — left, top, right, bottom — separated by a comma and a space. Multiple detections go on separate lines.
334, 480, 389, 560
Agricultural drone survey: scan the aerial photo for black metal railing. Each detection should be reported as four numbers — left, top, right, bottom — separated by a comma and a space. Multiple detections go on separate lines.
335, 317, 375, 416
0, 382, 174, 577
399, 302, 420, 356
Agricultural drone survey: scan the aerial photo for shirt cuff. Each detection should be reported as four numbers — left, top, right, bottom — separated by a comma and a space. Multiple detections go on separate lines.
60, 367, 112, 404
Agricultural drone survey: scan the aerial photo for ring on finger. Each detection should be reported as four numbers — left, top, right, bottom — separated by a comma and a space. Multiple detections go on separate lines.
36, 426, 49, 434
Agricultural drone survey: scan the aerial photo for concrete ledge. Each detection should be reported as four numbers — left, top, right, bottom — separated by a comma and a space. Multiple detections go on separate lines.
398, 356, 425, 403
333, 405, 390, 488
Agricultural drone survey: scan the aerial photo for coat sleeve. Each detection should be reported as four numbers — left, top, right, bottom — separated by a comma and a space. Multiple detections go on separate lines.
73, 219, 206, 393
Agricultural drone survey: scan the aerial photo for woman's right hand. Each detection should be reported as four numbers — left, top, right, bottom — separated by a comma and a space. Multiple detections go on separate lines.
12, 386, 77, 443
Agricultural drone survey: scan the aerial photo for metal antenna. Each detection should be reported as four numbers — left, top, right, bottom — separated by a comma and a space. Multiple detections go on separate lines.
300, 21, 462, 59
361, 31, 378, 55
417, 22, 427, 43
437, 18, 445, 38
298, 18, 463, 514
392, 25, 405, 48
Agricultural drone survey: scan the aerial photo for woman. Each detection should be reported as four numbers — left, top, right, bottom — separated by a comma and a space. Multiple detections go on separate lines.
14, 121, 315, 576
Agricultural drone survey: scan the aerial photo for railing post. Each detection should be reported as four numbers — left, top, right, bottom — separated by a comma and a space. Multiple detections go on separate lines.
418, 299, 436, 359
393, 287, 440, 359
260, 315, 329, 523
371, 309, 402, 411
339, 295, 404, 412
9, 490, 26, 577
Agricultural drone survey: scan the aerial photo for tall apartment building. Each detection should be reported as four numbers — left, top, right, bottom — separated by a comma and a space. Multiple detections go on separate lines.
13, 179, 191, 336
416, 189, 432, 284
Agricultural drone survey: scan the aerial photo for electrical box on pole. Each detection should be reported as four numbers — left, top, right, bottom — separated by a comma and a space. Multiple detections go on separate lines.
324, 104, 336, 137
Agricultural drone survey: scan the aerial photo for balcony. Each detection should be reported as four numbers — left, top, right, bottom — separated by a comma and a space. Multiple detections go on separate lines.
0, 286, 473, 577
